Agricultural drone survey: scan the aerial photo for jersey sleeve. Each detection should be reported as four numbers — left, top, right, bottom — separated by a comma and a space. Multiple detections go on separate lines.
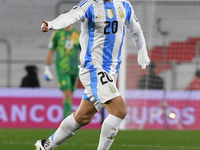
125, 1, 146, 51
48, 0, 91, 30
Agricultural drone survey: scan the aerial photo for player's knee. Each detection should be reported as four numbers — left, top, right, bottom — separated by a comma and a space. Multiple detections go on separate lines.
75, 114, 92, 126
107, 106, 127, 119
63, 90, 72, 100
113, 107, 127, 119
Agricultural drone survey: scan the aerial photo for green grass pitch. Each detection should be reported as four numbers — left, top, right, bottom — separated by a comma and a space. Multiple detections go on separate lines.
0, 129, 200, 150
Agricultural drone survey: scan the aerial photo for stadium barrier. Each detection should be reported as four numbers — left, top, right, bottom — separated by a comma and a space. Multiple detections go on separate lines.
125, 90, 199, 130
0, 88, 101, 129
0, 88, 199, 130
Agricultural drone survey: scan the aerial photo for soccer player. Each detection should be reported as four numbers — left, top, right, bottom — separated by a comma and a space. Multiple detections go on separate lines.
44, 23, 81, 118
35, 0, 150, 149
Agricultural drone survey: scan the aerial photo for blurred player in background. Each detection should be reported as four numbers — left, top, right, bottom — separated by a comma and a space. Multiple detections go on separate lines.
186, 69, 200, 90
20, 65, 40, 88
137, 62, 164, 89
44, 23, 81, 118
36, 0, 150, 150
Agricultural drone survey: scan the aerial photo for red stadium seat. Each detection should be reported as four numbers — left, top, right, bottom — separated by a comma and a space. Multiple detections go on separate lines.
126, 37, 200, 89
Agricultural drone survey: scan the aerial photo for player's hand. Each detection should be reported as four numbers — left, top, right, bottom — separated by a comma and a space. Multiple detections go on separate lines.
41, 20, 49, 32
137, 48, 150, 71
44, 66, 53, 81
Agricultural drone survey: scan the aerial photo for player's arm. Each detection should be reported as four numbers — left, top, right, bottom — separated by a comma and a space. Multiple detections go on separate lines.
46, 50, 54, 66
44, 31, 57, 81
125, 3, 150, 70
44, 50, 54, 81
41, 1, 90, 32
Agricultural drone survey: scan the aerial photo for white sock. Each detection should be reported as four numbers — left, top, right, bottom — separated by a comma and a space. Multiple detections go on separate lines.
97, 114, 123, 150
46, 113, 82, 149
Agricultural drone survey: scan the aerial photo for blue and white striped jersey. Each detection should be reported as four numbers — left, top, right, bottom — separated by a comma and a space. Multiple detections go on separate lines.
48, 0, 147, 74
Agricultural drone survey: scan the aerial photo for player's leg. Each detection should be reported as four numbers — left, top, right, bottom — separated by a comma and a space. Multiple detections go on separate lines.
63, 90, 73, 118
97, 95, 127, 150
74, 99, 98, 125
48, 100, 97, 146
103, 95, 127, 119
35, 99, 97, 150
86, 69, 127, 150
79, 67, 126, 150
62, 73, 79, 118
57, 73, 73, 118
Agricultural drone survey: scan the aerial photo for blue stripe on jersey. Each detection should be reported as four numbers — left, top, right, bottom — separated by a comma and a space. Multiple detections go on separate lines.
102, 1, 117, 73
89, 67, 100, 102
84, 5, 95, 68
122, 1, 132, 23
115, 26, 125, 73
82, 91, 91, 101
77, 0, 89, 7
82, 5, 100, 102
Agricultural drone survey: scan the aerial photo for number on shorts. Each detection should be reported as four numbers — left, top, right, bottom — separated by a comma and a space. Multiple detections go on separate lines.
98, 71, 113, 85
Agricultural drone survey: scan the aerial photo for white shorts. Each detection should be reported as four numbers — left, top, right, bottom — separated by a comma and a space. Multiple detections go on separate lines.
79, 67, 120, 111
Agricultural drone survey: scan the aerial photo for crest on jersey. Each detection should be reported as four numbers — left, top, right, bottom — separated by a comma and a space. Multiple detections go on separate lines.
118, 7, 124, 19
106, 9, 114, 19
109, 84, 116, 93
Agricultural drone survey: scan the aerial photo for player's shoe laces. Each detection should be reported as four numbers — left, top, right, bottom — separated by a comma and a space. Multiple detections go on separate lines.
35, 139, 56, 150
